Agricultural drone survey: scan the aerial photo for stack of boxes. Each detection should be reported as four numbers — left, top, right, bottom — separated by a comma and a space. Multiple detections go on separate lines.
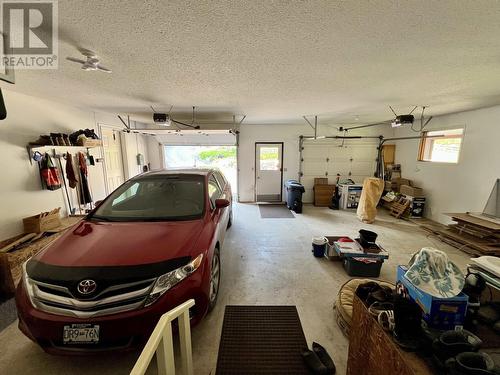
397, 266, 468, 330
400, 184, 426, 218
313, 178, 335, 207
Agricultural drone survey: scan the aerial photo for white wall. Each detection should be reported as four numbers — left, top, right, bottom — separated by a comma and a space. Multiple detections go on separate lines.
121, 132, 154, 179
146, 136, 163, 170
237, 123, 394, 202
394, 105, 500, 224
0, 89, 145, 239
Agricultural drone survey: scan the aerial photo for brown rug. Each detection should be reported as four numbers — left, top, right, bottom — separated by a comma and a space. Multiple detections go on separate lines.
259, 204, 295, 219
216, 306, 309, 374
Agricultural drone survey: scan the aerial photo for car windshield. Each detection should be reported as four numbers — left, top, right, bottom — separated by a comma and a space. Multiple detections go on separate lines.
90, 175, 205, 221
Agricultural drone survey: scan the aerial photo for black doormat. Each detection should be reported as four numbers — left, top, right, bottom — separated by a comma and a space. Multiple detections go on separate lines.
258, 204, 295, 219
216, 306, 309, 374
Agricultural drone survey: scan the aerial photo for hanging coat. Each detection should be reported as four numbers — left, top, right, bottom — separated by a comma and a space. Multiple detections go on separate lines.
65, 152, 78, 188
78, 152, 93, 204
40, 153, 61, 191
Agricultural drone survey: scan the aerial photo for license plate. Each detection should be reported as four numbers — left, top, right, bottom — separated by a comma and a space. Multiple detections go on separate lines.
63, 324, 100, 344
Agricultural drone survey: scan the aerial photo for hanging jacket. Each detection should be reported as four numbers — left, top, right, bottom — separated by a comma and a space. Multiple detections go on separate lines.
78, 152, 92, 204
65, 152, 78, 188
40, 153, 61, 191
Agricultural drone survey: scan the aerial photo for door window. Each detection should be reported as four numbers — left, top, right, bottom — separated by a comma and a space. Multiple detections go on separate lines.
259, 147, 280, 171
213, 171, 226, 190
208, 176, 222, 209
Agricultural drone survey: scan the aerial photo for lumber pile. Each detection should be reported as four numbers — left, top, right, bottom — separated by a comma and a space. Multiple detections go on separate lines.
419, 213, 500, 256
0, 216, 83, 298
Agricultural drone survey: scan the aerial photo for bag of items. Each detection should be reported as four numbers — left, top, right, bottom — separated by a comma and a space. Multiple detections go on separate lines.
357, 177, 384, 224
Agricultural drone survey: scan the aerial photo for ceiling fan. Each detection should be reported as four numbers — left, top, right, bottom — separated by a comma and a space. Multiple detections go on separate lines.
66, 49, 112, 73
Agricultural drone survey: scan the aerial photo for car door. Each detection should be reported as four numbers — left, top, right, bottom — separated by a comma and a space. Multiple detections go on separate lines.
208, 174, 229, 245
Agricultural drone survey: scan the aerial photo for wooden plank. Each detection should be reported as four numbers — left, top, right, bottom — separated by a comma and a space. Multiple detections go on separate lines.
0, 233, 37, 253
445, 213, 500, 231
0, 231, 66, 298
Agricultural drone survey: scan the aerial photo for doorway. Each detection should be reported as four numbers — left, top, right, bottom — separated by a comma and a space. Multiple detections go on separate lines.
101, 127, 125, 194
255, 142, 283, 202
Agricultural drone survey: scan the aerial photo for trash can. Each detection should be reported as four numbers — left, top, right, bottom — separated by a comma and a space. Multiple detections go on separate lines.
285, 179, 305, 213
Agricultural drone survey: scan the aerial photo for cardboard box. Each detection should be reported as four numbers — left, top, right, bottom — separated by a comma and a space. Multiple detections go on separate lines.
400, 184, 424, 197
391, 178, 411, 192
396, 265, 468, 330
314, 184, 335, 206
314, 177, 329, 185
408, 197, 426, 218
23, 208, 61, 233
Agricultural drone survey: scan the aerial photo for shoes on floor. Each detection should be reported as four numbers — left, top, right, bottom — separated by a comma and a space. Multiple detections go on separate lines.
313, 342, 336, 374
302, 342, 336, 374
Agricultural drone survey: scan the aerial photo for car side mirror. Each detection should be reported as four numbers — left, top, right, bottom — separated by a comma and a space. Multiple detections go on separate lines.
215, 198, 230, 209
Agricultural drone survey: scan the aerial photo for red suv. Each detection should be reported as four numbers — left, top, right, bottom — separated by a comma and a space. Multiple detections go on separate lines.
16, 168, 232, 354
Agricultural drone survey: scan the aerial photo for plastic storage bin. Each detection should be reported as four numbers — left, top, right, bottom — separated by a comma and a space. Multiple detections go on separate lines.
343, 257, 383, 277
285, 179, 305, 213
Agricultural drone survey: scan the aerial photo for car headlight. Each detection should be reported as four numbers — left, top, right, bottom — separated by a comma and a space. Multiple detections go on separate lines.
22, 260, 36, 307
144, 254, 204, 307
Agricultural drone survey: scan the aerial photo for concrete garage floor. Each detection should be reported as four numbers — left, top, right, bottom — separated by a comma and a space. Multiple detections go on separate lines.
0, 203, 471, 374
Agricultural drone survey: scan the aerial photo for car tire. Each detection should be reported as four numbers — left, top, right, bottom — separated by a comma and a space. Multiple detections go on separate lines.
227, 210, 233, 229
208, 248, 221, 312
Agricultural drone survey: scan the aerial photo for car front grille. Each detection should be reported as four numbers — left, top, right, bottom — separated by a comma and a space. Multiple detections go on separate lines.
29, 278, 156, 318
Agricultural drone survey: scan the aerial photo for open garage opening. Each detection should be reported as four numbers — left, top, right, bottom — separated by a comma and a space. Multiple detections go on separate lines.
164, 145, 237, 194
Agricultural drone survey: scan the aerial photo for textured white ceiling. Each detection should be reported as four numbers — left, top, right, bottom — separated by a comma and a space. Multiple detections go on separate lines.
4, 0, 500, 125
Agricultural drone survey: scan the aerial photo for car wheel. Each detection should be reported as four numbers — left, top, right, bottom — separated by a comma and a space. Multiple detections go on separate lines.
208, 248, 221, 311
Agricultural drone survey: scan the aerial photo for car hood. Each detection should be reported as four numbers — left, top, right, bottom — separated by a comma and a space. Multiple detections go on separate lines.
33, 219, 205, 267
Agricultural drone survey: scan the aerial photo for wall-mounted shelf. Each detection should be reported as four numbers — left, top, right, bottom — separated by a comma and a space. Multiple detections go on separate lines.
26, 145, 98, 165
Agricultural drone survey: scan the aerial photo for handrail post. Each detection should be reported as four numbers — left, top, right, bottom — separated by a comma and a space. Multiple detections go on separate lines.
156, 321, 175, 375
130, 299, 195, 375
178, 310, 194, 375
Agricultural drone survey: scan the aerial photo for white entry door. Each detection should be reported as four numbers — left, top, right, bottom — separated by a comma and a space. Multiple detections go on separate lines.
101, 127, 125, 194
255, 143, 283, 202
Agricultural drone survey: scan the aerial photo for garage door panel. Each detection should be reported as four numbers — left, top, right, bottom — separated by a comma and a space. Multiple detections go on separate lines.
327, 161, 351, 175
302, 141, 377, 199
302, 161, 327, 175
302, 145, 330, 159
351, 161, 377, 175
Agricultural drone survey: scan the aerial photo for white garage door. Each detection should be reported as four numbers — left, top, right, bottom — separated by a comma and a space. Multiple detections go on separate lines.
300, 139, 378, 203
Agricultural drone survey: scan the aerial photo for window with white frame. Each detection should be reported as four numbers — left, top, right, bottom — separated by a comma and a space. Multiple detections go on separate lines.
418, 128, 464, 163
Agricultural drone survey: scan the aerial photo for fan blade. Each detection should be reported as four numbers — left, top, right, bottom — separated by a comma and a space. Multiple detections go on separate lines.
96, 64, 112, 73
66, 57, 86, 64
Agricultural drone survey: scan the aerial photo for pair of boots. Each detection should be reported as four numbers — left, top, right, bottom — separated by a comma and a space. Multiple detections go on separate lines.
433, 330, 500, 374
301, 342, 336, 374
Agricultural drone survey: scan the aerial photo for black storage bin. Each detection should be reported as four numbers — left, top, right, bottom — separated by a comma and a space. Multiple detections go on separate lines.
285, 179, 305, 213
343, 257, 383, 277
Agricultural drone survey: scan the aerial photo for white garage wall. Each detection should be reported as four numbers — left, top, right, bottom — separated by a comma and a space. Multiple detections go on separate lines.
238, 123, 394, 202
0, 89, 148, 240
120, 132, 154, 179
146, 136, 163, 170
394, 105, 500, 224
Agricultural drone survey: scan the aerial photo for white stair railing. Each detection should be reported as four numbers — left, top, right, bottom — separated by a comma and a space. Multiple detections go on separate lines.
130, 299, 195, 375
